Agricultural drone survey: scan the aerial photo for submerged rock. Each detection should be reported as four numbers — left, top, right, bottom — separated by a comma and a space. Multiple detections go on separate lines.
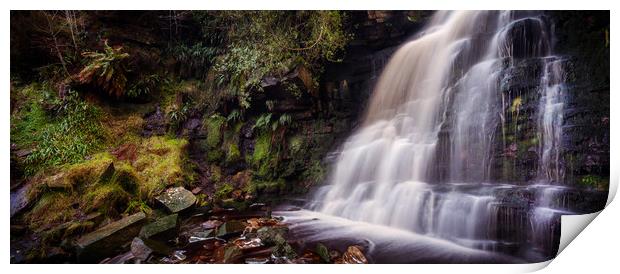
156, 187, 197, 213
75, 212, 146, 262
139, 214, 178, 240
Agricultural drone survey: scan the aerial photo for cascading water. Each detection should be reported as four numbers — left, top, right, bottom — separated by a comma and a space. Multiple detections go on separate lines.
538, 57, 566, 182
280, 11, 595, 263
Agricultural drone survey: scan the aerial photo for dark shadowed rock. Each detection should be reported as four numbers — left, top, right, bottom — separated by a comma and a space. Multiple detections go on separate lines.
216, 220, 246, 238
142, 106, 167, 137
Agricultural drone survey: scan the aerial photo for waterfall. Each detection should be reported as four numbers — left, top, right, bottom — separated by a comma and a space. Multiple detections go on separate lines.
538, 57, 566, 182
301, 10, 574, 261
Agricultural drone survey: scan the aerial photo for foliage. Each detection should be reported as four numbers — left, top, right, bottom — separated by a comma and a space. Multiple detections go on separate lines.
168, 42, 219, 78
168, 103, 190, 130
253, 113, 273, 132
11, 84, 106, 176
215, 183, 234, 200
579, 175, 608, 190
78, 39, 130, 98
126, 74, 164, 98
124, 199, 152, 215
226, 109, 242, 124
193, 11, 350, 109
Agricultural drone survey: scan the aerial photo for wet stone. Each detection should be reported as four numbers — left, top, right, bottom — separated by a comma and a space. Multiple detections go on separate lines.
156, 187, 197, 213
188, 229, 215, 243
130, 237, 153, 261
201, 219, 223, 230
139, 214, 178, 239
76, 212, 146, 262
216, 220, 246, 238
339, 245, 368, 264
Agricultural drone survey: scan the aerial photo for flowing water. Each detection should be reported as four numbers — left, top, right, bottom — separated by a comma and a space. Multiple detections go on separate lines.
277, 11, 602, 263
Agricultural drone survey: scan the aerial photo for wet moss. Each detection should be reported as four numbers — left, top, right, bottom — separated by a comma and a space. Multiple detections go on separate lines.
215, 183, 234, 200
24, 192, 77, 232
134, 136, 190, 200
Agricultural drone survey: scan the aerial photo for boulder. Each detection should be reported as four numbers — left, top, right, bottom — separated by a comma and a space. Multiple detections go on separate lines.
139, 214, 178, 240
156, 187, 197, 213
76, 212, 146, 262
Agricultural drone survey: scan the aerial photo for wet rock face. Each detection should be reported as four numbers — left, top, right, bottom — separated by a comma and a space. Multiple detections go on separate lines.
142, 106, 167, 137
76, 212, 146, 262
156, 187, 197, 213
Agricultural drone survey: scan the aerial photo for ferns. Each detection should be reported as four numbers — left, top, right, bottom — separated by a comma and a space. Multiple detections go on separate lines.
168, 42, 219, 78
253, 113, 292, 132
127, 74, 163, 98
78, 39, 130, 98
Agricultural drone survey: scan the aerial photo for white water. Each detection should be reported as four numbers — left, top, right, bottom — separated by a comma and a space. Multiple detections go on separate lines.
538, 57, 566, 182
295, 11, 572, 262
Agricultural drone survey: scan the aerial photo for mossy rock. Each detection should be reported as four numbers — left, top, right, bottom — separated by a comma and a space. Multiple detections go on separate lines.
155, 187, 197, 213
139, 214, 178, 240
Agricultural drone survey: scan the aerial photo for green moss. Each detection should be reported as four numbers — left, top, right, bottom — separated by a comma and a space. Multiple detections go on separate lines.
225, 143, 241, 163
195, 193, 210, 207
220, 198, 248, 211
247, 132, 280, 178
81, 183, 130, 216
25, 192, 76, 231
210, 165, 223, 183
288, 135, 303, 154
65, 153, 115, 187
215, 183, 234, 200
124, 199, 152, 215
246, 178, 286, 196
579, 175, 609, 190
134, 136, 190, 200
11, 86, 106, 176
205, 114, 225, 148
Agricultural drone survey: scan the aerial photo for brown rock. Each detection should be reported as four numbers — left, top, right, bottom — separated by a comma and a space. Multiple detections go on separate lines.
338, 245, 368, 264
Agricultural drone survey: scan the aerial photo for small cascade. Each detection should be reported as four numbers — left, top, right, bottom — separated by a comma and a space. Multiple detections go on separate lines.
538, 57, 566, 182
